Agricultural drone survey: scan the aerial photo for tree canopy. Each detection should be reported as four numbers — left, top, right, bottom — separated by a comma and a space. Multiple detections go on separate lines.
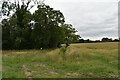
1, 0, 80, 50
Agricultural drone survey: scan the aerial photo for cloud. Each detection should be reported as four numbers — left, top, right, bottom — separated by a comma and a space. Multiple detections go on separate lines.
44, 1, 118, 40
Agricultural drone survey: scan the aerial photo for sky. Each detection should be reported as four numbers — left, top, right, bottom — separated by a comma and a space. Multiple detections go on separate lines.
0, 0, 119, 40
43, 0, 119, 40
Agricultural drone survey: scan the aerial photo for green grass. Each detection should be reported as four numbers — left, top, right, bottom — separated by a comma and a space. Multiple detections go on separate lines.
2, 42, 118, 78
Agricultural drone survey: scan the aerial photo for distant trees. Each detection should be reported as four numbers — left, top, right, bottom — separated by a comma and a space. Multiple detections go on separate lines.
79, 37, 119, 43
101, 38, 112, 42
1, 0, 80, 50
113, 39, 119, 42
79, 39, 93, 43
94, 40, 101, 43
101, 38, 119, 42
79, 39, 84, 43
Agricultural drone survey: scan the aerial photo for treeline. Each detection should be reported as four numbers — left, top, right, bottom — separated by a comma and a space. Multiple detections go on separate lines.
1, 0, 80, 50
77, 37, 119, 43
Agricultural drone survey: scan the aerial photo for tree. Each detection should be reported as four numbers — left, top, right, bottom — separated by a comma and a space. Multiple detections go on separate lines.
32, 4, 65, 48
113, 39, 119, 42
70, 34, 81, 43
1, 0, 44, 49
79, 39, 84, 43
2, 19, 12, 49
1, 0, 45, 17
101, 37, 112, 42
61, 24, 80, 46
1, 0, 79, 49
95, 40, 100, 43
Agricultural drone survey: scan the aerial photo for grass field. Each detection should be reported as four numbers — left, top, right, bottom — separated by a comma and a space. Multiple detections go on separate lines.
2, 42, 118, 78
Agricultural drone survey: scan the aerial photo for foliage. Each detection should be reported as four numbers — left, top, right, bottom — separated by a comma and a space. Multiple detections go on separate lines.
61, 24, 80, 46
1, 0, 80, 49
101, 38, 112, 42
79, 38, 119, 43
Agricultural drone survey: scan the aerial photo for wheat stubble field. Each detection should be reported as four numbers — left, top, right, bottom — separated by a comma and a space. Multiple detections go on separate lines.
2, 42, 118, 78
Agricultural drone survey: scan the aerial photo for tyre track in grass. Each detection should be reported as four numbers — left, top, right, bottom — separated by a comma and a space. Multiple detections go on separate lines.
22, 65, 32, 79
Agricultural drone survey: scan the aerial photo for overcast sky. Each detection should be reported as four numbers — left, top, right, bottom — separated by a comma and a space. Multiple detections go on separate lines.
43, 0, 119, 40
